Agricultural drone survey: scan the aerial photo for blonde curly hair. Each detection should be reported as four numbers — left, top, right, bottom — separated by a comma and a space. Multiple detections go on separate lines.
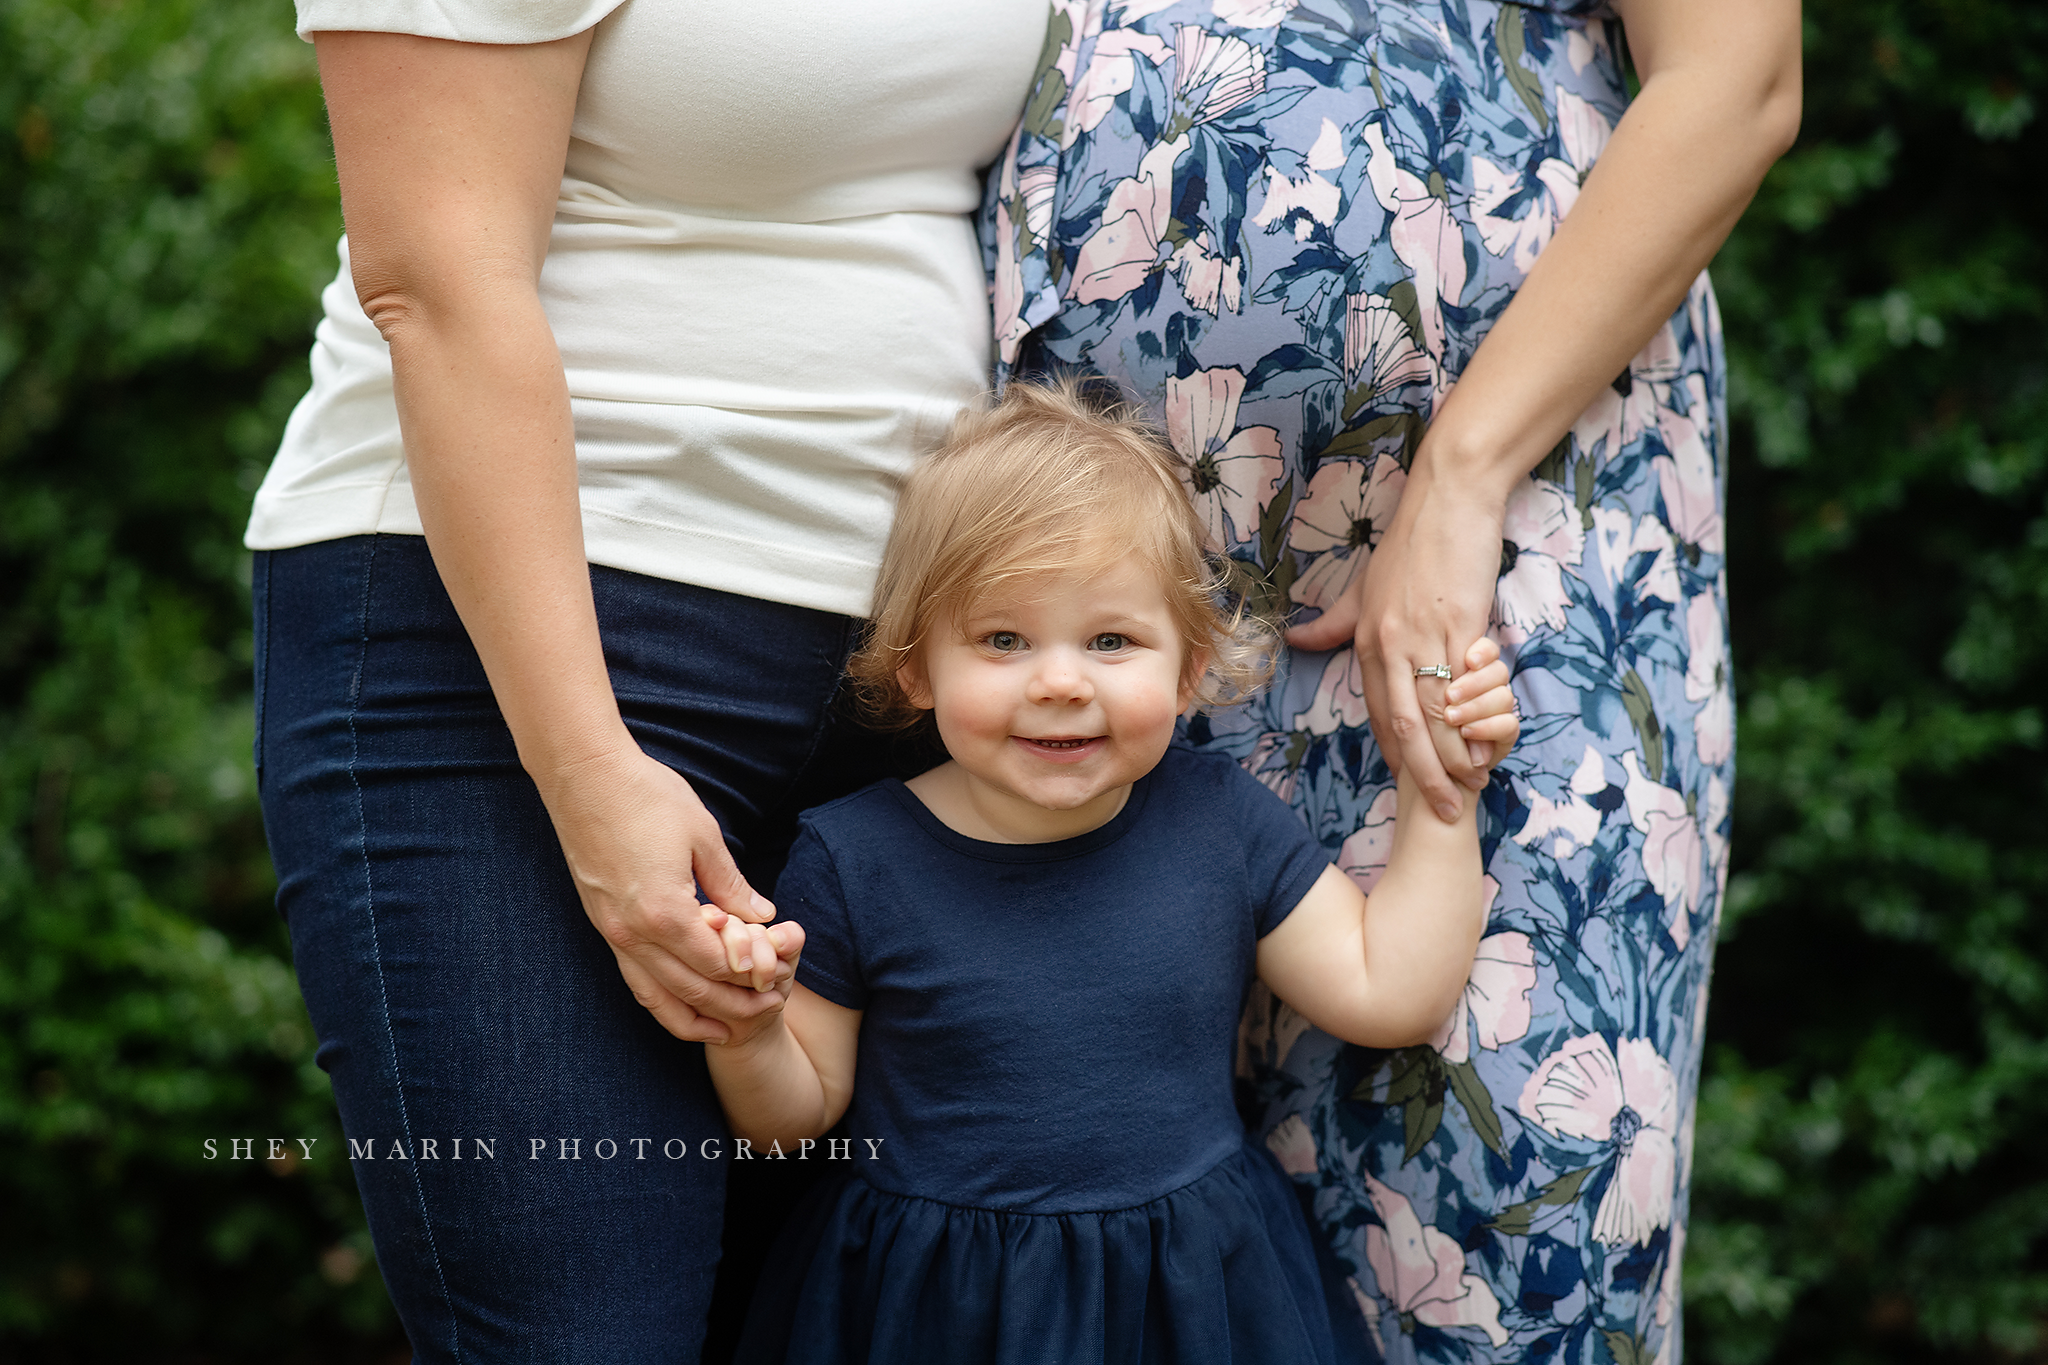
848, 377, 1275, 730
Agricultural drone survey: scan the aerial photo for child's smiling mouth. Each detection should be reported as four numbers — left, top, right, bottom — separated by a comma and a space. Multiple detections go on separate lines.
1014, 735, 1105, 760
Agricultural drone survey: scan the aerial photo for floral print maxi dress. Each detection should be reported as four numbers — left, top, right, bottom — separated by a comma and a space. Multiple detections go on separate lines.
981, 3, 1732, 1362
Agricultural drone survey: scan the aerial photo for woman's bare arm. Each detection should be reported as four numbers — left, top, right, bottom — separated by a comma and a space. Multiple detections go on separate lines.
1290, 0, 1802, 823
316, 30, 782, 1040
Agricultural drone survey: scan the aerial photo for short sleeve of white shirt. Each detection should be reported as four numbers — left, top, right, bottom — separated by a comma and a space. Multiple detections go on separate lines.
293, 1, 624, 43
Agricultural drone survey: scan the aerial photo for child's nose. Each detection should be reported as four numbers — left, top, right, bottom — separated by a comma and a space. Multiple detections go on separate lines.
1027, 652, 1093, 704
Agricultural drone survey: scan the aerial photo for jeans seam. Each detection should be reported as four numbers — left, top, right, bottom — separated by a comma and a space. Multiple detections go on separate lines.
254, 553, 270, 795
346, 535, 460, 1358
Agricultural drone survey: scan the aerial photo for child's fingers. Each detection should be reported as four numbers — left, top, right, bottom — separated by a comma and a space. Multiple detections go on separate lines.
745, 924, 780, 992
1444, 671, 1511, 723
693, 905, 795, 1001
1445, 659, 1508, 707
764, 921, 804, 975
1458, 712, 1521, 744
1453, 681, 1523, 762
708, 911, 759, 980
740, 921, 810, 993
1456, 683, 1519, 719
1463, 636, 1500, 671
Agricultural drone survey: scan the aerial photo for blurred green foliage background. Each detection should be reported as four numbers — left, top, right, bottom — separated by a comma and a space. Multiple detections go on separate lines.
2, 0, 2041, 1360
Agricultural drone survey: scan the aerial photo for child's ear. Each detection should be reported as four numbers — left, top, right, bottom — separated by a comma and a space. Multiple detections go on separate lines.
897, 659, 935, 712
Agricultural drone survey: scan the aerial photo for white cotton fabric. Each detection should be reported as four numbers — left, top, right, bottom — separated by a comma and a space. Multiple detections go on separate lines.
291, 0, 619, 44
247, 0, 1048, 617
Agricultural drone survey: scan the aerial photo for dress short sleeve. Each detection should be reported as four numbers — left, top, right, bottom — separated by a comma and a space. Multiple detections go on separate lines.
293, 0, 625, 44
777, 822, 867, 1011
1225, 762, 1334, 939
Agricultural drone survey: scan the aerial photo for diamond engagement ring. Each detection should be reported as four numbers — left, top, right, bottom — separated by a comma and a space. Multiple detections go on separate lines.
1414, 665, 1453, 680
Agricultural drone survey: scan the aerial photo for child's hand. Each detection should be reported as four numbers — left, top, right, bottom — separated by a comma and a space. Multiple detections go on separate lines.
702, 903, 805, 996
1440, 637, 1520, 774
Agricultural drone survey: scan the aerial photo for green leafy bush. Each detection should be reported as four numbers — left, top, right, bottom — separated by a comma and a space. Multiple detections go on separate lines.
1, 0, 400, 1355
1692, 1, 2048, 1360
1, 0, 2041, 1359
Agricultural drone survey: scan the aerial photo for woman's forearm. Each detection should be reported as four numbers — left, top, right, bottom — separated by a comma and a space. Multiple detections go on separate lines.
319, 31, 629, 795
380, 294, 635, 792
1425, 0, 1802, 503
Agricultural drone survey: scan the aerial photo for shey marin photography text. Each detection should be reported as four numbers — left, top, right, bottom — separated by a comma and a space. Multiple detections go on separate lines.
202, 1136, 886, 1162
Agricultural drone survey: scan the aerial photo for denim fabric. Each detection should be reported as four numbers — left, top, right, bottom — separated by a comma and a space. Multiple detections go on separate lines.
254, 535, 859, 1363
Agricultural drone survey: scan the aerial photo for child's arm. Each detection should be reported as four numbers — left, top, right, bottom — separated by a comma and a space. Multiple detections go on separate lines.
1255, 639, 1519, 1047
701, 916, 863, 1146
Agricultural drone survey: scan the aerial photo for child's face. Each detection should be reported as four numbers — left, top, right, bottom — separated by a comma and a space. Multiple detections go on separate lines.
904, 555, 1196, 834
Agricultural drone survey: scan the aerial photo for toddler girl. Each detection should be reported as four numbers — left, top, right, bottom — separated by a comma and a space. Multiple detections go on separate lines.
706, 382, 1520, 1364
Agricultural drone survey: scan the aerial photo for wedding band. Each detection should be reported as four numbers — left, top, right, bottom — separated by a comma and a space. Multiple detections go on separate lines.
1414, 665, 1452, 680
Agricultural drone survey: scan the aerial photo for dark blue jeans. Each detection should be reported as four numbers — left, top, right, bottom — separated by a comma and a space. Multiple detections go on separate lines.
254, 535, 862, 1362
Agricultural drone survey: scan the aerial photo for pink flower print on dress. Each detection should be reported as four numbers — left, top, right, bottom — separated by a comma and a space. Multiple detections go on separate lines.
1621, 750, 1703, 950
1254, 117, 1345, 241
1517, 1034, 1679, 1247
1164, 365, 1283, 550
1116, 0, 1183, 23
1514, 743, 1610, 860
1167, 229, 1243, 315
1496, 480, 1586, 644
1472, 89, 1612, 272
1655, 374, 1726, 553
1685, 589, 1733, 768
1064, 28, 1171, 146
1335, 786, 1399, 892
1068, 134, 1187, 305
1566, 22, 1612, 75
1429, 922, 1537, 1066
1212, 0, 1301, 28
1590, 506, 1681, 607
1238, 979, 1316, 1078
1171, 26, 1267, 124
1575, 318, 1685, 463
1472, 156, 1580, 274
1342, 292, 1434, 403
1361, 122, 1466, 370
1264, 1113, 1319, 1176
1289, 452, 1406, 613
1362, 1173, 1512, 1346
992, 197, 1029, 365
1702, 772, 1731, 941
1294, 647, 1370, 738
1655, 1207, 1686, 1337
1242, 728, 1303, 803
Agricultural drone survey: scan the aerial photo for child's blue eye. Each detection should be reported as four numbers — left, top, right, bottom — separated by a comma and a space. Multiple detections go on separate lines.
987, 631, 1022, 652
1092, 634, 1127, 652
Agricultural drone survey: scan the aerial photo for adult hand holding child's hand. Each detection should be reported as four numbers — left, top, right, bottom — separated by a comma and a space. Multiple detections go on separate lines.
537, 742, 794, 1044
1288, 461, 1512, 824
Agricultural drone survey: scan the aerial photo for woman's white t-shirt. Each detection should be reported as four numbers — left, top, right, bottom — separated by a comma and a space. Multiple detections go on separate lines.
245, 0, 1047, 617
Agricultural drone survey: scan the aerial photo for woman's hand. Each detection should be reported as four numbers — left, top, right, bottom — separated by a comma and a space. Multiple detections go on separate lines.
1289, 459, 1508, 825
540, 743, 795, 1044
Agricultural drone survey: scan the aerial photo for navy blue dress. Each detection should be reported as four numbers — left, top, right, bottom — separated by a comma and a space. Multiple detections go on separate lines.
736, 744, 1344, 1364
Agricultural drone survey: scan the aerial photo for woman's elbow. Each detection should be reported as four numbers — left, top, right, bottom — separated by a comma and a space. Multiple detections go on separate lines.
1757, 59, 1803, 161
346, 246, 535, 352
354, 279, 427, 350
